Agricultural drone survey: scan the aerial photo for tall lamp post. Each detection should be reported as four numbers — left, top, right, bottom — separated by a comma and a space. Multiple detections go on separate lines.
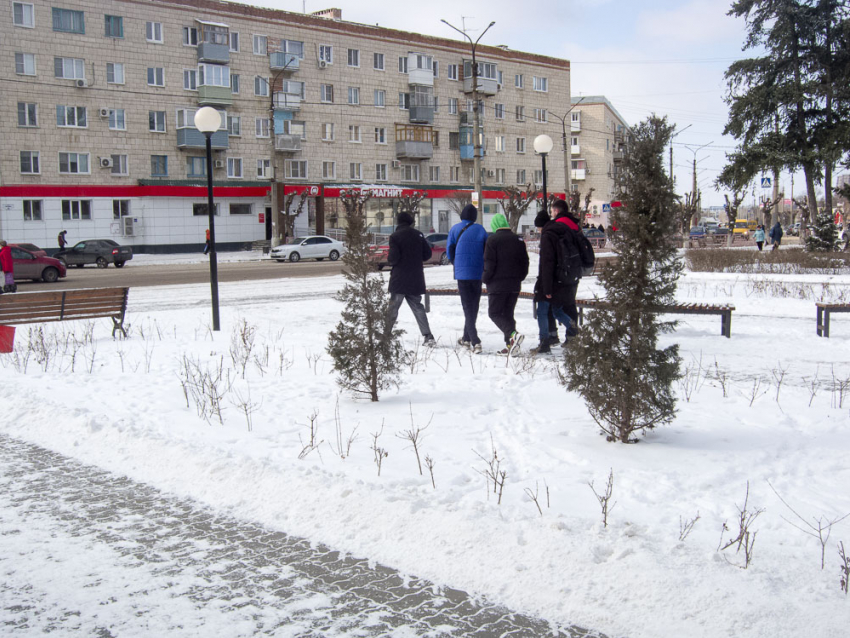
550, 96, 586, 196
534, 134, 554, 217
195, 106, 222, 332
441, 18, 495, 217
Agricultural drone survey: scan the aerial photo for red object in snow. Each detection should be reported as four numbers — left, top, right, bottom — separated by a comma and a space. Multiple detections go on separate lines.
0, 325, 15, 353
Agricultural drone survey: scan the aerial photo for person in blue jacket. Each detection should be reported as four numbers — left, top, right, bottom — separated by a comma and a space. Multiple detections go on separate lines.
753, 224, 765, 251
446, 204, 489, 353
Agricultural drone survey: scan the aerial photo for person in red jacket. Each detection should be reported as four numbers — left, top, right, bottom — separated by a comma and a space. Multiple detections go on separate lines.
0, 240, 16, 293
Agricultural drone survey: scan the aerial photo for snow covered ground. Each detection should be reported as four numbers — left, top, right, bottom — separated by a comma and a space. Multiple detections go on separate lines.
2, 255, 850, 638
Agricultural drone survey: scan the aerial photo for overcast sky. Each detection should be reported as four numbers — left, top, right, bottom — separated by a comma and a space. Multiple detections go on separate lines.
233, 0, 789, 208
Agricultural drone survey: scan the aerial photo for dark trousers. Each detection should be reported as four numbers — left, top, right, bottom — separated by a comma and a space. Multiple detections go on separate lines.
203, 240, 211, 255
488, 292, 519, 343
756, 241, 764, 251
386, 293, 432, 336
458, 279, 482, 345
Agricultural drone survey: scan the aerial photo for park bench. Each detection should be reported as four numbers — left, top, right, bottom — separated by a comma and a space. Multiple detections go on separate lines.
815, 302, 850, 338
0, 287, 130, 338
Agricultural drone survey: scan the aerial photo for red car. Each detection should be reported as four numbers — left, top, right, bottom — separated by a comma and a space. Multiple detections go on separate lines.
9, 245, 67, 282
369, 240, 448, 270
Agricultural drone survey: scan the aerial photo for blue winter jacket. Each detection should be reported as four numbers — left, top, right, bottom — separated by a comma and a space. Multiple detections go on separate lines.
447, 220, 488, 280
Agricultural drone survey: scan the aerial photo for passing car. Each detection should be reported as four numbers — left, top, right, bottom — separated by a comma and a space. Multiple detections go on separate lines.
9, 245, 66, 282
689, 225, 708, 237
11, 243, 47, 257
55, 239, 133, 268
270, 235, 346, 262
424, 232, 449, 245
369, 240, 448, 270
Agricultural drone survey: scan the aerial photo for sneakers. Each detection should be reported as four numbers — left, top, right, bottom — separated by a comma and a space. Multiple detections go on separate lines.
457, 338, 472, 348
530, 342, 551, 355
508, 331, 524, 356
423, 334, 437, 347
471, 343, 483, 354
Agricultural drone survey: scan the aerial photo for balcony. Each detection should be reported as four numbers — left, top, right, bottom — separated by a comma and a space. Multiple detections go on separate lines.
198, 42, 230, 64
409, 67, 434, 87
395, 124, 436, 160
571, 169, 586, 181
571, 144, 580, 155
197, 85, 233, 106
270, 52, 300, 72
462, 76, 498, 95
275, 134, 302, 152
613, 150, 625, 162
177, 128, 229, 149
273, 91, 301, 111
571, 119, 581, 132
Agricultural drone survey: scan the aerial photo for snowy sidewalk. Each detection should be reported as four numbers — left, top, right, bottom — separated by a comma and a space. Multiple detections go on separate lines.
0, 434, 609, 638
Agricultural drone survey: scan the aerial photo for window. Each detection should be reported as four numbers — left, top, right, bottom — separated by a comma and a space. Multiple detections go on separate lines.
517, 169, 526, 184
182, 26, 198, 46
571, 112, 580, 123
17, 102, 37, 127
227, 115, 240, 136
572, 136, 579, 147
498, 70, 503, 86
202, 24, 228, 46
108, 109, 126, 131
321, 123, 334, 141
229, 32, 239, 52
199, 63, 229, 87
285, 160, 307, 179
533, 76, 548, 92
399, 93, 410, 110
349, 163, 362, 180
149, 110, 166, 132
348, 125, 361, 142
429, 166, 440, 182
13, 3, 34, 28
104, 15, 123, 38
516, 106, 525, 122
54, 57, 84, 79
533, 169, 543, 185
20, 151, 39, 174
255, 159, 270, 178
151, 155, 168, 176
348, 86, 360, 105
515, 74, 524, 89
113, 200, 130, 219
15, 52, 36, 75
59, 152, 90, 174
322, 161, 335, 179
375, 127, 386, 144
447, 64, 458, 81
495, 136, 505, 152
254, 76, 269, 96
535, 108, 547, 123
253, 34, 267, 55
280, 120, 306, 140
106, 62, 125, 84
278, 39, 303, 58
516, 137, 526, 153
400, 165, 419, 182
230, 203, 252, 215
449, 132, 459, 150
147, 67, 165, 86
373, 52, 384, 70
187, 156, 206, 177
319, 84, 334, 103
347, 49, 359, 67
450, 166, 460, 183
23, 200, 42, 221
255, 117, 270, 138
495, 168, 505, 184
61, 200, 92, 220
319, 45, 332, 64
110, 155, 129, 175
230, 74, 240, 94
227, 157, 242, 178
448, 98, 458, 115
52, 8, 84, 33
56, 106, 87, 128
433, 60, 439, 77
146, 21, 163, 43
398, 56, 408, 74
495, 104, 505, 119
193, 203, 219, 216
183, 69, 197, 90
372, 89, 386, 108
375, 164, 387, 181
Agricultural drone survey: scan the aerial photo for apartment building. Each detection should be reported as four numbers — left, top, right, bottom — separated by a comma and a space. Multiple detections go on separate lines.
0, 0, 570, 251
568, 96, 630, 228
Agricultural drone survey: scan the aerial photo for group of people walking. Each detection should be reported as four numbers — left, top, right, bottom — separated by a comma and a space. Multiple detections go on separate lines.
753, 221, 783, 251
383, 199, 591, 355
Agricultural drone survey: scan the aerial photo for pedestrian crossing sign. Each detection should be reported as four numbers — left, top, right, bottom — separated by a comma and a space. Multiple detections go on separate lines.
761, 177, 771, 188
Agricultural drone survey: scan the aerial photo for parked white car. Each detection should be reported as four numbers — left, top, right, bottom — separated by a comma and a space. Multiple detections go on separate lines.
270, 235, 346, 263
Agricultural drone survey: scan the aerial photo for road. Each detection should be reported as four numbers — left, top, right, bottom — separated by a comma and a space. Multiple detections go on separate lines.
18, 258, 345, 291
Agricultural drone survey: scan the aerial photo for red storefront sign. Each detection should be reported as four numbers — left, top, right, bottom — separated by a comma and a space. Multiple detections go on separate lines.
258, 212, 265, 223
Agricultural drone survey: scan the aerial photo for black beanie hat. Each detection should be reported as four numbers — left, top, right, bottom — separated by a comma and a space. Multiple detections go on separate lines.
397, 211, 414, 226
461, 204, 478, 222
534, 210, 550, 228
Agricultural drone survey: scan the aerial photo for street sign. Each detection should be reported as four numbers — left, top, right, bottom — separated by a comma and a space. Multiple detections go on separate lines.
258, 213, 265, 223
761, 177, 771, 188
602, 203, 611, 213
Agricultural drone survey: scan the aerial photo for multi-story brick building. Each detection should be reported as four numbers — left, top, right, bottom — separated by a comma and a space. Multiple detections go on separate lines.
0, 0, 570, 252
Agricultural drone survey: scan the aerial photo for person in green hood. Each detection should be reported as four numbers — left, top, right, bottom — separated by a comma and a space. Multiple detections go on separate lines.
482, 213, 529, 355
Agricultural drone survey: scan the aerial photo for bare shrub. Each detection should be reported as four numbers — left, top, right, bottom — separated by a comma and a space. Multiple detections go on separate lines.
718, 482, 763, 569
588, 468, 616, 528
424, 454, 436, 489
230, 385, 261, 432
395, 404, 431, 475
840, 542, 850, 595
370, 421, 388, 476
298, 411, 323, 459
679, 511, 701, 541
474, 435, 507, 504
524, 481, 544, 517
329, 398, 358, 460
686, 247, 850, 275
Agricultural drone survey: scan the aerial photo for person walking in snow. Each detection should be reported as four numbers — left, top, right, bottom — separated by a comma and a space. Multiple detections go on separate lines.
446, 204, 488, 353
754, 224, 765, 251
0, 241, 16, 293
203, 228, 211, 255
769, 220, 783, 251
483, 213, 529, 355
385, 211, 436, 347
58, 230, 68, 251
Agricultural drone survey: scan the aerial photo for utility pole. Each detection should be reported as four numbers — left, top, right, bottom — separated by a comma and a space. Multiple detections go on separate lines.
684, 141, 712, 221
550, 96, 585, 198
442, 18, 495, 218
669, 124, 692, 183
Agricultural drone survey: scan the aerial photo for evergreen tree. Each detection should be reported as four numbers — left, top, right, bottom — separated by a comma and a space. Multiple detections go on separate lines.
805, 207, 839, 251
327, 190, 404, 402
563, 116, 683, 443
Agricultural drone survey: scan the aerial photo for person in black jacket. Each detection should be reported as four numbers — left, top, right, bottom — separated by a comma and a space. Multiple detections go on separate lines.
385, 211, 436, 346
483, 213, 529, 355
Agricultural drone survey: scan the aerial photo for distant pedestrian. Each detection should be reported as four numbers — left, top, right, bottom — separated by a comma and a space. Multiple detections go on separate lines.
769, 220, 783, 251
483, 213, 529, 355
203, 228, 211, 255
58, 230, 68, 250
0, 241, 15, 293
446, 204, 488, 353
385, 212, 436, 347
754, 225, 765, 251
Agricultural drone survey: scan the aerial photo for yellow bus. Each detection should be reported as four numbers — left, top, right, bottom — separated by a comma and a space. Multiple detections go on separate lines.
733, 219, 757, 237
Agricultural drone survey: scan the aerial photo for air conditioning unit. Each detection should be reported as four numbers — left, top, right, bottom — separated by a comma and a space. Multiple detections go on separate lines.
487, 170, 495, 177
75, 79, 88, 88
123, 217, 134, 237
586, 167, 591, 174
214, 160, 225, 169
391, 160, 401, 169
318, 60, 327, 69
99, 108, 109, 117
100, 157, 113, 168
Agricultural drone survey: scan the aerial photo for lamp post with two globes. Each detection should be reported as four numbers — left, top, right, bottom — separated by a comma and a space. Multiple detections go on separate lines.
194, 106, 223, 332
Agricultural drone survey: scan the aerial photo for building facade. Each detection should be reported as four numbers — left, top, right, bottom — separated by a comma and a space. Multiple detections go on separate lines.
1, 0, 570, 252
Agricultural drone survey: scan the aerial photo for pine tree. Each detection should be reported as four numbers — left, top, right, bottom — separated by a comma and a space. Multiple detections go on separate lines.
562, 116, 683, 443
805, 207, 839, 251
327, 190, 404, 402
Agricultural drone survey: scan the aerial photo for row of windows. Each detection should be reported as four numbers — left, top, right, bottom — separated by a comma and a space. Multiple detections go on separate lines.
18, 199, 254, 223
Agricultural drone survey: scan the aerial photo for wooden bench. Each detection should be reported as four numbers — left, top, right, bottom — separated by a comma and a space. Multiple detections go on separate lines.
576, 298, 734, 338
0, 287, 130, 338
816, 302, 850, 338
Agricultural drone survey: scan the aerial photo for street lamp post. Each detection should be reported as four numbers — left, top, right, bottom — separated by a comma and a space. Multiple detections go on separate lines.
683, 141, 713, 222
441, 19, 495, 217
534, 134, 554, 217
195, 106, 222, 332
550, 96, 586, 196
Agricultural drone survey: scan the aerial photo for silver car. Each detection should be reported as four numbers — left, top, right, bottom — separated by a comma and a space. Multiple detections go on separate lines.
270, 235, 346, 263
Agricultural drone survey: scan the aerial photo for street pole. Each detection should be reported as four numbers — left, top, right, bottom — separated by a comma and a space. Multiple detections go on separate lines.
684, 140, 712, 223
669, 123, 692, 183
194, 107, 223, 331
550, 96, 585, 198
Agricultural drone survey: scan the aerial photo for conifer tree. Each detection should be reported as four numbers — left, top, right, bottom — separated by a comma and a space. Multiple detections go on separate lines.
805, 207, 839, 251
327, 190, 404, 401
562, 116, 683, 443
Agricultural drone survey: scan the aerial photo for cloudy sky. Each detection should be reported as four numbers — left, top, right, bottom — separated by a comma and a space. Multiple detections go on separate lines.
234, 0, 778, 207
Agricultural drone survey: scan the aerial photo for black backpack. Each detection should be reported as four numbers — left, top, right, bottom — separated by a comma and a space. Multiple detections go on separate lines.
556, 227, 595, 285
